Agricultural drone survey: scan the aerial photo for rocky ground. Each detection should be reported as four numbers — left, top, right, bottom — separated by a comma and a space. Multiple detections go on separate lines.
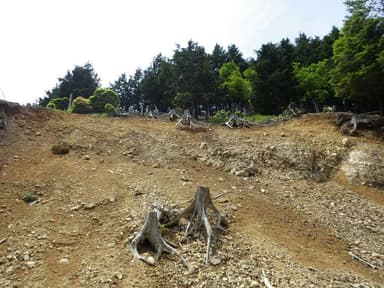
0, 107, 383, 288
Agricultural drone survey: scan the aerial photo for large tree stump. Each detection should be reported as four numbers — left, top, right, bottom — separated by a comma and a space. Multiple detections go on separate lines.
130, 210, 188, 268
165, 186, 226, 265
176, 111, 208, 132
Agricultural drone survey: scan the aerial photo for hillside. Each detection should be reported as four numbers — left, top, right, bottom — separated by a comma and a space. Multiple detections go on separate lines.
0, 107, 383, 288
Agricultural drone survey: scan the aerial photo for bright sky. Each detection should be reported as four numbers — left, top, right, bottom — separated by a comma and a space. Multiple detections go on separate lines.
0, 0, 347, 105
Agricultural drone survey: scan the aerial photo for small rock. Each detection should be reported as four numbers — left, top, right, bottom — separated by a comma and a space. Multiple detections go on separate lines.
341, 137, 349, 146
35, 132, 42, 136
227, 203, 238, 211
218, 177, 225, 182
52, 143, 71, 155
84, 155, 90, 160
70, 204, 83, 211
5, 266, 14, 275
210, 256, 222, 266
25, 261, 36, 269
84, 203, 96, 209
145, 256, 155, 265
250, 280, 259, 287
200, 142, 208, 149
59, 257, 69, 264
114, 272, 123, 280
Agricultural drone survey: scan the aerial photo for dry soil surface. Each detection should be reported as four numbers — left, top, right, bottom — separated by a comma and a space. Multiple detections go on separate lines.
0, 108, 383, 288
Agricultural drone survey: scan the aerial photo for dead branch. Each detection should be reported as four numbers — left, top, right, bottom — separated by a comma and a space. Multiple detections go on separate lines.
348, 251, 378, 269
165, 186, 226, 265
130, 209, 189, 268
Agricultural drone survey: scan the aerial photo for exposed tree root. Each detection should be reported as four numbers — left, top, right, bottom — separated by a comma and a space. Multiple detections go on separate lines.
165, 186, 226, 265
130, 209, 189, 268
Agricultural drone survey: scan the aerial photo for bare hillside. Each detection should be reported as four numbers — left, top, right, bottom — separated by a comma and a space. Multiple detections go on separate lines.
0, 107, 383, 288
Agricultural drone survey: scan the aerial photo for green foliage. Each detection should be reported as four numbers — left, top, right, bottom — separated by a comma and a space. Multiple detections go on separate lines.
141, 54, 175, 111
104, 103, 116, 115
40, 63, 100, 106
70, 96, 93, 114
208, 109, 231, 123
47, 102, 56, 109
293, 60, 333, 110
89, 88, 119, 113
219, 62, 252, 110
245, 114, 275, 123
173, 40, 214, 117
331, 0, 384, 113
46, 97, 69, 110
22, 193, 39, 203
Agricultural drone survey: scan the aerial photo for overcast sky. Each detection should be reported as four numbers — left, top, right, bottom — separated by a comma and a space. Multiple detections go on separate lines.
0, 0, 347, 104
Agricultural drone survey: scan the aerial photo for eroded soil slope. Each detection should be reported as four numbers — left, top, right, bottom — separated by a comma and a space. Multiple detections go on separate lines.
0, 108, 383, 288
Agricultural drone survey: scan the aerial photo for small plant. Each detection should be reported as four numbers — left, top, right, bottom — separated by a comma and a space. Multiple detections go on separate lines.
208, 109, 231, 123
104, 103, 116, 115
22, 193, 39, 203
46, 97, 69, 110
69, 96, 93, 114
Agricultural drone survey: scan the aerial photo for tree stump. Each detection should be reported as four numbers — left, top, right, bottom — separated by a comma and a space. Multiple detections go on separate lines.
130, 209, 189, 268
176, 111, 208, 132
165, 186, 226, 265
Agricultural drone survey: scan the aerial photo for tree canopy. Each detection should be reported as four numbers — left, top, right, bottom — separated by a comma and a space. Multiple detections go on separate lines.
42, 0, 383, 116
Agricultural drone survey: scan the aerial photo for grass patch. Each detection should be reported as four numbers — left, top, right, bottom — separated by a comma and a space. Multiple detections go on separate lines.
245, 114, 276, 123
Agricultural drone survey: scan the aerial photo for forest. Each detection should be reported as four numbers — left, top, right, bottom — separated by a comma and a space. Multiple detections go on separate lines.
39, 0, 384, 117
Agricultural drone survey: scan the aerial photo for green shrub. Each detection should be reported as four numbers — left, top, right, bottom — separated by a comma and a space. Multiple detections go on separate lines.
47, 102, 56, 109
89, 88, 119, 113
70, 96, 93, 114
208, 109, 231, 123
104, 103, 116, 115
47, 97, 69, 110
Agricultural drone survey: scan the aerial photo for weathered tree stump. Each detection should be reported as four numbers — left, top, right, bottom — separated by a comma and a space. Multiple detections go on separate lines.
168, 109, 180, 121
225, 114, 250, 128
176, 111, 208, 132
165, 186, 226, 265
130, 209, 188, 268
335, 113, 384, 135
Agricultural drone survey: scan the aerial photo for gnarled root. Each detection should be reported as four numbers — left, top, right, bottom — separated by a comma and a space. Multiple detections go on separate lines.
129, 210, 189, 268
165, 186, 226, 265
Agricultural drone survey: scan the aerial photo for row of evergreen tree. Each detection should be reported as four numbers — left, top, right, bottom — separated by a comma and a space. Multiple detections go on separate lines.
40, 0, 383, 116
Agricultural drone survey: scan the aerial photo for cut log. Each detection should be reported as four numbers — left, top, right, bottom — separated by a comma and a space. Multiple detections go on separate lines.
130, 209, 189, 268
165, 186, 226, 265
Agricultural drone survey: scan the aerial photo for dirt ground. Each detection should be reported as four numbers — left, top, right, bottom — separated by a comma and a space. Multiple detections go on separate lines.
0, 107, 383, 288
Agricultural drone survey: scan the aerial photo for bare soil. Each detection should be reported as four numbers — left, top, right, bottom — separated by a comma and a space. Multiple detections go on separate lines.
0, 108, 383, 288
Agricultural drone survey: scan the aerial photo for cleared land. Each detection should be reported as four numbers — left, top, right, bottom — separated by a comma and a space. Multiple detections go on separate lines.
0, 108, 383, 287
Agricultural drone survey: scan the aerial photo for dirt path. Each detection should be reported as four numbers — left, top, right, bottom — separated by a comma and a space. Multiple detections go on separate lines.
0, 108, 383, 287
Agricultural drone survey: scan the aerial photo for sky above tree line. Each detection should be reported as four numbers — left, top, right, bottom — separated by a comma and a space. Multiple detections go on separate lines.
0, 0, 347, 104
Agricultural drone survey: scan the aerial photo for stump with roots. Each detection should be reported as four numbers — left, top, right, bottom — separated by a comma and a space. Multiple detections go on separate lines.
165, 186, 226, 265
176, 111, 208, 132
225, 113, 250, 128
129, 209, 189, 268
